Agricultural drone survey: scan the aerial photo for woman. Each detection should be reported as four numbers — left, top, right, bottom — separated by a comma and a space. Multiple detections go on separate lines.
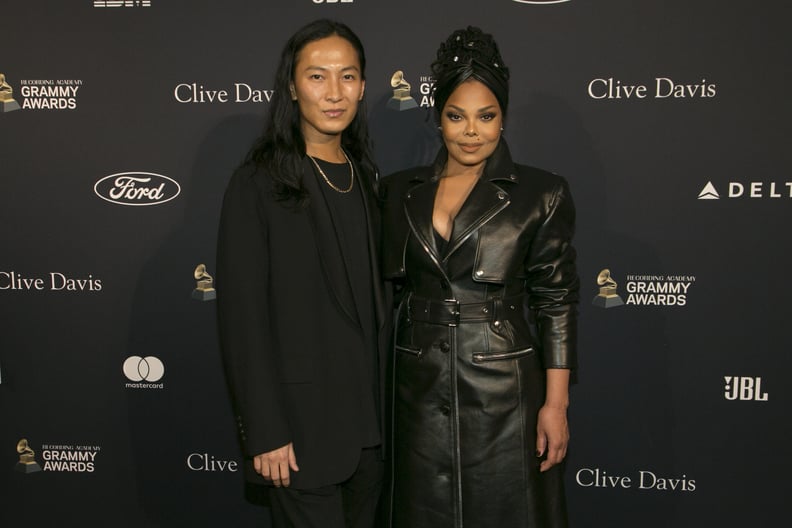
216, 19, 387, 528
381, 27, 579, 527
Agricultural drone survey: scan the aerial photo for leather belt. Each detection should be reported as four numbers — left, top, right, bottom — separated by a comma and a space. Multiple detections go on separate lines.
407, 294, 525, 326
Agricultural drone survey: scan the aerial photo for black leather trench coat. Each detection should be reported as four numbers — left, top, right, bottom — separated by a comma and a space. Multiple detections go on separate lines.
380, 141, 579, 527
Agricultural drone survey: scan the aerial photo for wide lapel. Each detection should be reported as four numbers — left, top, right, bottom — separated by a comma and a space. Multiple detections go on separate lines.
444, 178, 510, 260
444, 140, 516, 260
302, 157, 360, 330
402, 172, 447, 274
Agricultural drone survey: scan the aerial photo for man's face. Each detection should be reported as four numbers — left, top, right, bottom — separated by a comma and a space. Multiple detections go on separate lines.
291, 35, 365, 145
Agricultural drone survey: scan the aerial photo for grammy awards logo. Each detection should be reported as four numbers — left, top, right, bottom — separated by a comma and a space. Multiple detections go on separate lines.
592, 269, 624, 308
387, 71, 419, 111
15, 439, 42, 473
192, 264, 216, 301
0, 73, 21, 113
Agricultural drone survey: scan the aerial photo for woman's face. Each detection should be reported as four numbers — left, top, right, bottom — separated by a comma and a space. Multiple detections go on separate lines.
290, 35, 365, 145
439, 79, 503, 170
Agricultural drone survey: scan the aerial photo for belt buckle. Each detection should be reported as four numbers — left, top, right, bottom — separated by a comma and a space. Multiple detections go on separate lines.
444, 299, 460, 327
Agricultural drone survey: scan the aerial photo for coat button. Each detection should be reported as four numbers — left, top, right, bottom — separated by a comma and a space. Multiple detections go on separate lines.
440, 405, 451, 416
439, 340, 451, 353
497, 191, 506, 199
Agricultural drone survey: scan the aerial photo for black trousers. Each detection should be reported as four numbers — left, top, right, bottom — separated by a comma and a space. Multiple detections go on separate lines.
269, 447, 383, 528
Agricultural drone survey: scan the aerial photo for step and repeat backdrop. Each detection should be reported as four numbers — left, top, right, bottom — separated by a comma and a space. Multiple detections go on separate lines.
2, 1, 790, 526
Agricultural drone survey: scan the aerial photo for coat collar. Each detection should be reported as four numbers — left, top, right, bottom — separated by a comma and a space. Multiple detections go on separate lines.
403, 139, 516, 263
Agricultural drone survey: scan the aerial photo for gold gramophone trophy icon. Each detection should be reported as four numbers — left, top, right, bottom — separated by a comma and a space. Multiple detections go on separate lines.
0, 73, 22, 113
15, 439, 42, 473
191, 264, 216, 301
386, 70, 419, 111
592, 269, 624, 308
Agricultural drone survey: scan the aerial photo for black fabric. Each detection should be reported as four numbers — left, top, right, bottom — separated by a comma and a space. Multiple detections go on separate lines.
314, 158, 380, 447
269, 447, 384, 528
380, 140, 578, 527
433, 228, 449, 257
216, 157, 388, 490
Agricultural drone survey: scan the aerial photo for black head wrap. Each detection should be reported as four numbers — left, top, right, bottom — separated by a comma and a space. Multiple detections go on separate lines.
431, 26, 510, 117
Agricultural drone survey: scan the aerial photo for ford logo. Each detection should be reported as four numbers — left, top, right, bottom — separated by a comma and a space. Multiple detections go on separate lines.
94, 172, 181, 206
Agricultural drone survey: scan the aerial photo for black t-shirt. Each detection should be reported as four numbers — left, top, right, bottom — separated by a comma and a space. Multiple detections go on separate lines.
312, 158, 380, 447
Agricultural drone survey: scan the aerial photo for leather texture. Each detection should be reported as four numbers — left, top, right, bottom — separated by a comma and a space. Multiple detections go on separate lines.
381, 140, 579, 527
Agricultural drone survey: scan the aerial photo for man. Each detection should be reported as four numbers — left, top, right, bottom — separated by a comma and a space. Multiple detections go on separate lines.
216, 19, 386, 528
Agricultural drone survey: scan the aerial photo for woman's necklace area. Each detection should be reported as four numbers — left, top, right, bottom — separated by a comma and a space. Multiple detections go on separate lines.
308, 150, 355, 193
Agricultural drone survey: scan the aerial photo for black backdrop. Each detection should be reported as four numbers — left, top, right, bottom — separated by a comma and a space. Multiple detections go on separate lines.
2, 1, 791, 526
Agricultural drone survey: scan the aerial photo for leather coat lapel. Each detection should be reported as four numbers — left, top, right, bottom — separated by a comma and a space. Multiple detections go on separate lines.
402, 140, 516, 271
302, 157, 360, 329
445, 178, 510, 260
403, 174, 445, 271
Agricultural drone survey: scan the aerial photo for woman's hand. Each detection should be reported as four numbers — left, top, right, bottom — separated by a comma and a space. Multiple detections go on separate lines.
537, 368, 571, 472
536, 404, 569, 472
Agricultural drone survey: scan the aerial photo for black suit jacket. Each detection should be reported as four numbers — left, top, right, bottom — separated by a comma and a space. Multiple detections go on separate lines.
216, 157, 388, 489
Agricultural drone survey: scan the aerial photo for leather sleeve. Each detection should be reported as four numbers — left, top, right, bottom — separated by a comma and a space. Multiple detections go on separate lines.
216, 166, 291, 457
524, 177, 580, 369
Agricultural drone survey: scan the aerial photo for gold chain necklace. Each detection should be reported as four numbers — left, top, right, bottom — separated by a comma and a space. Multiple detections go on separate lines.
307, 150, 355, 193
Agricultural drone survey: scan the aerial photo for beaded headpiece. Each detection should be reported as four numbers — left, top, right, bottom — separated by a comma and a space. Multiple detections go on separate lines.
431, 26, 510, 116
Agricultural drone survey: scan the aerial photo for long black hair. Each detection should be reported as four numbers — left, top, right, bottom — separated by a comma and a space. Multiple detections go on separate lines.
245, 19, 376, 208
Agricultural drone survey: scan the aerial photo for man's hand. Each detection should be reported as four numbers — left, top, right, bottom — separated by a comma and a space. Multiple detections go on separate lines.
254, 442, 299, 487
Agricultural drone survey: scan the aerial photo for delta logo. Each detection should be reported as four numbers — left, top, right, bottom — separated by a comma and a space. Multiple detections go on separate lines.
698, 180, 792, 200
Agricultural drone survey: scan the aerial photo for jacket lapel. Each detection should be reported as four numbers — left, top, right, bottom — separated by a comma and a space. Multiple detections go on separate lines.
302, 157, 360, 329
443, 140, 516, 260
357, 161, 388, 332
402, 140, 517, 270
403, 175, 445, 271
445, 178, 510, 260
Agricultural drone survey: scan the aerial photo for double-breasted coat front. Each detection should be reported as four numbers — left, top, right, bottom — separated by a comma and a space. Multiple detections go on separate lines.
380, 141, 579, 527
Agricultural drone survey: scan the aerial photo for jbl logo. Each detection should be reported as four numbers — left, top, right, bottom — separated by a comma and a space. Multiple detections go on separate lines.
724, 376, 768, 401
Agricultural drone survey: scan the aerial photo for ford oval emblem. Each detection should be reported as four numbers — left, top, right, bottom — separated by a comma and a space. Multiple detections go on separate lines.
94, 172, 181, 206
